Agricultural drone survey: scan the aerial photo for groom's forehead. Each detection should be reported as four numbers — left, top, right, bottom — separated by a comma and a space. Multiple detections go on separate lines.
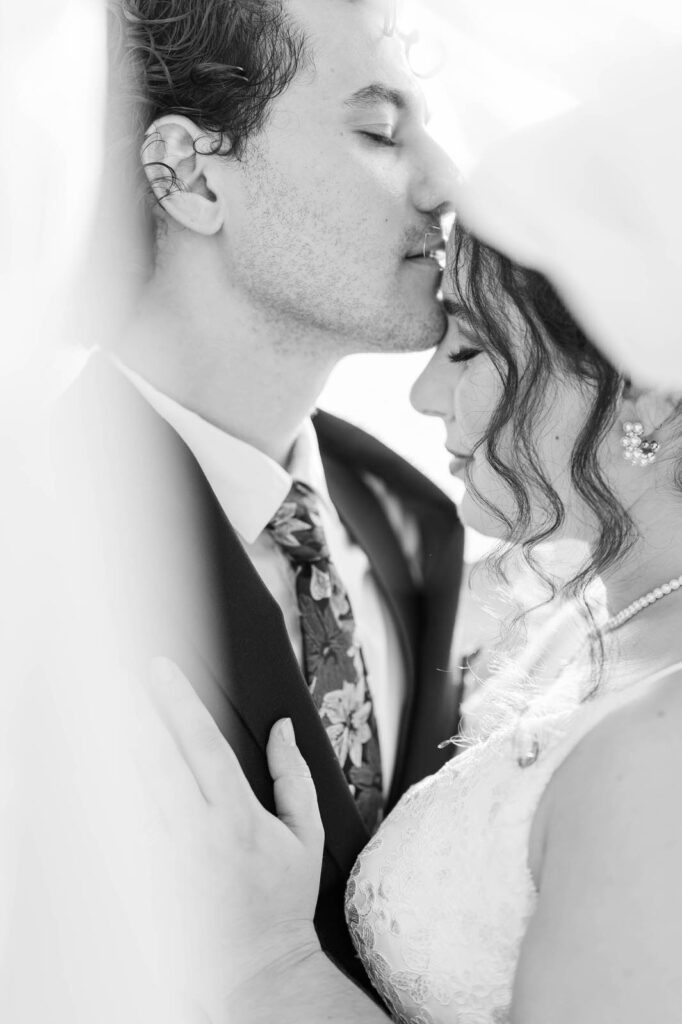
288, 0, 398, 26
287, 0, 405, 69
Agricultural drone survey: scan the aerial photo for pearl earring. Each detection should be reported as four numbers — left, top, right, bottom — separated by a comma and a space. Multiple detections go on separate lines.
621, 421, 659, 465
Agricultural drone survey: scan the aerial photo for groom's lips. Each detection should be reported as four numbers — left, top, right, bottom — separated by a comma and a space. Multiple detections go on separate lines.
405, 253, 445, 271
404, 247, 446, 269
404, 232, 446, 270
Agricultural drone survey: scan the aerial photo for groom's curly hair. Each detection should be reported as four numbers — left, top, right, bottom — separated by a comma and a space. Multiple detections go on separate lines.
105, 0, 316, 267
107, 0, 398, 251
108, 0, 398, 176
109, 0, 309, 166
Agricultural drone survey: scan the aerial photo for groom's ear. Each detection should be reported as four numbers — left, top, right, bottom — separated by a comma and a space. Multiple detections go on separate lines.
141, 115, 229, 236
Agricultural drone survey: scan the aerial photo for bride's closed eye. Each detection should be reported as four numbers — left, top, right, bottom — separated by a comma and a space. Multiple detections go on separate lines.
448, 347, 481, 364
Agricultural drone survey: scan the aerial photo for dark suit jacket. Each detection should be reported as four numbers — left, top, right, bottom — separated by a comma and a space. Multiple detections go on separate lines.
57, 356, 465, 991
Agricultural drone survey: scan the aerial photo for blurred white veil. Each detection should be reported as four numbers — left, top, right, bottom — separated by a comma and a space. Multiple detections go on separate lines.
417, 0, 682, 385
1, 1, 681, 1021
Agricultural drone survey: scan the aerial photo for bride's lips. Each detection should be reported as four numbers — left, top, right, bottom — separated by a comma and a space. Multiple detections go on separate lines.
447, 449, 472, 476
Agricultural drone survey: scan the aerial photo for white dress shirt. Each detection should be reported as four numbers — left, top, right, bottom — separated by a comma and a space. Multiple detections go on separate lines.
116, 362, 407, 794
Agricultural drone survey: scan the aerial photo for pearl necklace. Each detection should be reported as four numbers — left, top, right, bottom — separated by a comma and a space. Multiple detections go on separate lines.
601, 573, 682, 634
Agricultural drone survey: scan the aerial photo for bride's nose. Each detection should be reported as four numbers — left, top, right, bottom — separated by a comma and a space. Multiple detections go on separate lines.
410, 349, 450, 419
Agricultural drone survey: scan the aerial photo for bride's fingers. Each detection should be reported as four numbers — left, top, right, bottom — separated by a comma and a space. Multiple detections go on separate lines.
148, 656, 257, 815
266, 719, 324, 852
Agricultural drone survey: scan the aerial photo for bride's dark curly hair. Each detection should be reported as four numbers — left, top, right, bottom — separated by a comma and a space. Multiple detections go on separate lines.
450, 224, 637, 670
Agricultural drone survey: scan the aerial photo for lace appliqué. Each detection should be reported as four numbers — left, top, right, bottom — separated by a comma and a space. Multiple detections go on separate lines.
345, 667, 616, 1024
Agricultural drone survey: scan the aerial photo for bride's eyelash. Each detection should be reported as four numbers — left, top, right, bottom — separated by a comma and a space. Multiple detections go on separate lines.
448, 347, 481, 364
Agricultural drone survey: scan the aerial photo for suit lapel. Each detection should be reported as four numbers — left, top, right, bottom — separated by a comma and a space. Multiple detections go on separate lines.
320, 449, 422, 809
198, 505, 372, 869
315, 410, 465, 805
321, 454, 417, 680
71, 360, 370, 876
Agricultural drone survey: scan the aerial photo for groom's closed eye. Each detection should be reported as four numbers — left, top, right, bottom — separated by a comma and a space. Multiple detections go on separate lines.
357, 123, 398, 147
343, 81, 429, 140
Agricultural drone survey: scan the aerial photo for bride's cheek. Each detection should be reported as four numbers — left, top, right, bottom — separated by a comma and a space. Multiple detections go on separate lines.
457, 377, 494, 447
457, 473, 510, 540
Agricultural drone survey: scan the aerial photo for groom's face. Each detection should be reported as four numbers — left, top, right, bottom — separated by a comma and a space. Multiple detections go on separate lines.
219, 0, 454, 354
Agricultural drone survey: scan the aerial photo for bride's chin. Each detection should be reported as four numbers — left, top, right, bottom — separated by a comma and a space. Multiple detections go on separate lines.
457, 489, 510, 542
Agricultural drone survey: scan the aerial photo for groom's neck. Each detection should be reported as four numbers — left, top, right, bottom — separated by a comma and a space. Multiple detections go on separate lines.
117, 285, 340, 467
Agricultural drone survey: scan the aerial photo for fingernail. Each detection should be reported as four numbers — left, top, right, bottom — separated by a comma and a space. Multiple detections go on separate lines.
278, 718, 295, 745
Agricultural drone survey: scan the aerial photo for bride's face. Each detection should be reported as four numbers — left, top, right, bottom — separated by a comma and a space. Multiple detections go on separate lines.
410, 281, 599, 542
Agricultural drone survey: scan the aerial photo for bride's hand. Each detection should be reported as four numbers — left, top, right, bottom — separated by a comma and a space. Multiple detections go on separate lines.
139, 656, 325, 1019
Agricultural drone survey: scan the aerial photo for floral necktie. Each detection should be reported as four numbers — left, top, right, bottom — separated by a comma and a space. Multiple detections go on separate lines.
266, 480, 384, 833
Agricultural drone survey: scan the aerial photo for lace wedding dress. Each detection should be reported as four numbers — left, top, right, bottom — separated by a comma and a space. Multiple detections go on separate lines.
345, 656, 682, 1024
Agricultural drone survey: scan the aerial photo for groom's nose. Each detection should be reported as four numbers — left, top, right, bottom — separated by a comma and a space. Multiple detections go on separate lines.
411, 135, 457, 215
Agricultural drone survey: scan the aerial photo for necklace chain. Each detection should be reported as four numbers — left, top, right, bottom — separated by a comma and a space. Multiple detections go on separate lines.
513, 573, 682, 769
514, 571, 682, 768
602, 574, 682, 634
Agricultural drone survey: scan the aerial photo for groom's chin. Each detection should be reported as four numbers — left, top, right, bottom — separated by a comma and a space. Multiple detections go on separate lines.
383, 302, 448, 354
337, 291, 447, 356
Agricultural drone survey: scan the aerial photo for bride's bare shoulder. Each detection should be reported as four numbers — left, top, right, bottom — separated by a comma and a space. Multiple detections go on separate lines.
516, 667, 682, 1021
561, 664, 682, 781
540, 665, 682, 859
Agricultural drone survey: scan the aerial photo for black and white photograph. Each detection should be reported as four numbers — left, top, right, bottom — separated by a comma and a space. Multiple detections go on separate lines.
2, 1, 682, 1021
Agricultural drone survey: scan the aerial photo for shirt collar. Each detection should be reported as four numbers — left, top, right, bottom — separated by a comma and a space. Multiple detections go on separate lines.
113, 357, 332, 544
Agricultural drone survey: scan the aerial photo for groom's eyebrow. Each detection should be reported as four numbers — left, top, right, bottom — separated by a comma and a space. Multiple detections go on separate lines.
345, 83, 406, 110
344, 82, 429, 123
